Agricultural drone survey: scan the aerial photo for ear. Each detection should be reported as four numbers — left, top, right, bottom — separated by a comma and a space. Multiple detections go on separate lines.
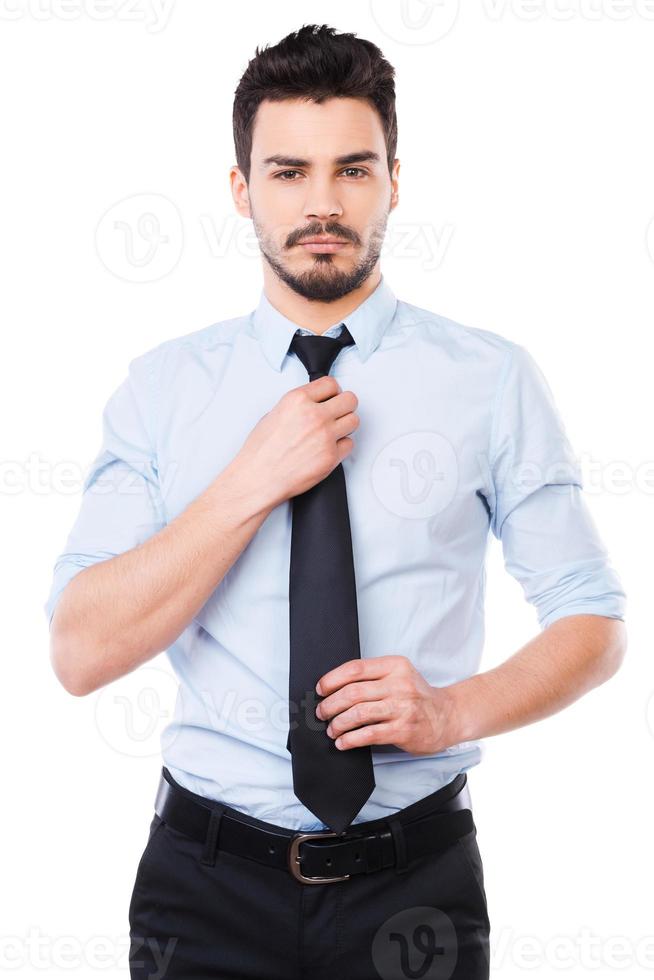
230, 165, 251, 219
390, 158, 400, 212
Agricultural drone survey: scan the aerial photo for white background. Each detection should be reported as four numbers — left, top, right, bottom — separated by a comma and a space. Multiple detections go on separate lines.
1, 1, 652, 977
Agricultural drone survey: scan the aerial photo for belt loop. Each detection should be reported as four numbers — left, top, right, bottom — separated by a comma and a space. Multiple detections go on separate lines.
387, 816, 409, 875
201, 805, 226, 867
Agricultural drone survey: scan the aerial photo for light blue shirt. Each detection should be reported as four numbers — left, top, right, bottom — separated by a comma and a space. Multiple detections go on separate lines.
44, 275, 626, 830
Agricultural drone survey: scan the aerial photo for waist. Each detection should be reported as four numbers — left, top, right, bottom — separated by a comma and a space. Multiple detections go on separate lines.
154, 764, 476, 883
163, 743, 482, 831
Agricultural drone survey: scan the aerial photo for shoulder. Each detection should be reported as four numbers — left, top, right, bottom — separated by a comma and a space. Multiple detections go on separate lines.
126, 313, 249, 380
393, 297, 522, 369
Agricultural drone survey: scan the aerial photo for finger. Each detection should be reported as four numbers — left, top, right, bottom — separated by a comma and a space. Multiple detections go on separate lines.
333, 721, 398, 750
318, 681, 386, 722
320, 388, 358, 419
317, 656, 399, 697
303, 375, 342, 402
332, 411, 359, 441
327, 700, 393, 739
335, 436, 354, 464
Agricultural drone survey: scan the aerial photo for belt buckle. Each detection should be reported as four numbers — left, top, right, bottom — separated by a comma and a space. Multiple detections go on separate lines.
288, 830, 350, 884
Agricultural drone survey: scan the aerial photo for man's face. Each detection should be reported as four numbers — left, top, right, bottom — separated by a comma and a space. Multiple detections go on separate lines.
232, 96, 399, 302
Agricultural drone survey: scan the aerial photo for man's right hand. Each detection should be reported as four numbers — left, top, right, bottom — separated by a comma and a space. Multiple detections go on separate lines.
51, 380, 359, 696
234, 376, 360, 509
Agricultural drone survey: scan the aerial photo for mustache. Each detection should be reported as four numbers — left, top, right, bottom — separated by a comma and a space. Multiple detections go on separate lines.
287, 223, 360, 248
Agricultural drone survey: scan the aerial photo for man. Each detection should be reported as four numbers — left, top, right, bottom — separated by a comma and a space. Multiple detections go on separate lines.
45, 23, 627, 980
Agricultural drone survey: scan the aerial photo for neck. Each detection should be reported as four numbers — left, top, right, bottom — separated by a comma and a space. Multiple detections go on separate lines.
261, 264, 382, 336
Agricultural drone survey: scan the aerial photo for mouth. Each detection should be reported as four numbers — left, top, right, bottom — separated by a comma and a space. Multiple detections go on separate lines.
297, 237, 351, 254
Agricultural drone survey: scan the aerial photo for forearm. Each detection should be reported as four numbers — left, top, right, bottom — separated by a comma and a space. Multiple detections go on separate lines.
444, 614, 627, 745
50, 457, 275, 696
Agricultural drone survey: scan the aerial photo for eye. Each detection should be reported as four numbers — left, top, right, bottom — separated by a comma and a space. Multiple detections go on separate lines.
273, 167, 368, 181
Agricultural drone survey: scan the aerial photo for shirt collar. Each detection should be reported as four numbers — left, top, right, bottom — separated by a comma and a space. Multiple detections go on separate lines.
251, 275, 398, 372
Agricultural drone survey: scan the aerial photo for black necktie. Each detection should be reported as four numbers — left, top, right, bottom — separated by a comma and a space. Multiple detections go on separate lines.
286, 324, 376, 833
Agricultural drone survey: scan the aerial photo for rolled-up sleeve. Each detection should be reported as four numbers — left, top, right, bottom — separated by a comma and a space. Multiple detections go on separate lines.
489, 342, 626, 629
44, 348, 166, 629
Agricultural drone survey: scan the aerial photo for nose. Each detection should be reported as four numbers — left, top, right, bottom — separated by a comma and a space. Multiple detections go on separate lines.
303, 178, 343, 223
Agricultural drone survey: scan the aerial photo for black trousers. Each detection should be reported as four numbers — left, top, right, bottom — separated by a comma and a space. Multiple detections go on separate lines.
128, 770, 490, 979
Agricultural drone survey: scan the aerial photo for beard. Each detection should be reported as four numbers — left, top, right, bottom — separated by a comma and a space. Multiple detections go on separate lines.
252, 210, 389, 303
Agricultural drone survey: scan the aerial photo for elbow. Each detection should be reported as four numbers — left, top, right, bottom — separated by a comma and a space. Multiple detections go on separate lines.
50, 640, 93, 697
60, 676, 92, 698
49, 610, 94, 698
48, 576, 105, 697
602, 617, 628, 681
586, 615, 627, 685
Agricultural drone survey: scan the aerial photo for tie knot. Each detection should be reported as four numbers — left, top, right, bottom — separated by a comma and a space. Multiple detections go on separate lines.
288, 325, 355, 380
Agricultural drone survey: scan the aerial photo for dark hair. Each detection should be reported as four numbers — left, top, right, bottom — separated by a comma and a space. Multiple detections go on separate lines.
233, 23, 397, 184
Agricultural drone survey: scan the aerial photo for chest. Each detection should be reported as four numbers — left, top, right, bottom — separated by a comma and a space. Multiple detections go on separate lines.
157, 335, 496, 552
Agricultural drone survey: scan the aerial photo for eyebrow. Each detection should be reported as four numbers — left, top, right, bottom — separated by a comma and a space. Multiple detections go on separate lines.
261, 150, 381, 170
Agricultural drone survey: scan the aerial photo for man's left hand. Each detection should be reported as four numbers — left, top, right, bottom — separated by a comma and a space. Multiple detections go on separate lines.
315, 655, 458, 756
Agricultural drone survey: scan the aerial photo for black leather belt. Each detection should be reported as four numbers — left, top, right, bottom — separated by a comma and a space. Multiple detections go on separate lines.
154, 767, 475, 885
